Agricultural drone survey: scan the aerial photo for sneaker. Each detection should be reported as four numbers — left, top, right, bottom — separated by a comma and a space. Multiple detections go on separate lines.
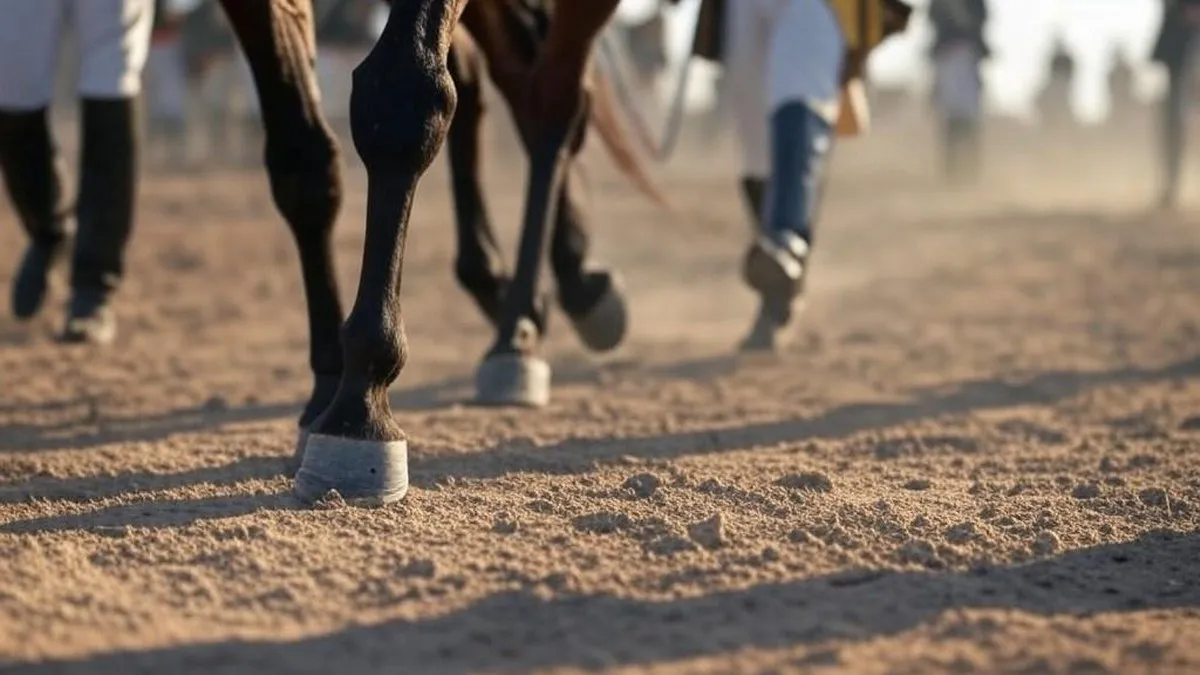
742, 231, 809, 311
59, 289, 117, 345
11, 239, 66, 320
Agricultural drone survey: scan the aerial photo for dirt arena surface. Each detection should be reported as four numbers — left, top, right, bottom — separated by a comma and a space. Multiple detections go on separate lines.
1, 106, 1199, 673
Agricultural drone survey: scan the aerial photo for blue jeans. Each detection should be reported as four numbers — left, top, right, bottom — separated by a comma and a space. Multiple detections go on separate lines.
762, 101, 833, 244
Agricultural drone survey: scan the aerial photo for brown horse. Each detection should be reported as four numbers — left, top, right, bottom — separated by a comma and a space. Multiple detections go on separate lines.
215, 0, 636, 505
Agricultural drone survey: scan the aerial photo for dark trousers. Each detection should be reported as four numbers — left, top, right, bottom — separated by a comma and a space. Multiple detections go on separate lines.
1162, 35, 1199, 204
0, 99, 139, 295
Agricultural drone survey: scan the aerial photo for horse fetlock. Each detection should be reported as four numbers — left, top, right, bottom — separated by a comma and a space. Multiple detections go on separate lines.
561, 270, 628, 354
310, 384, 405, 444
557, 268, 612, 318
340, 310, 409, 390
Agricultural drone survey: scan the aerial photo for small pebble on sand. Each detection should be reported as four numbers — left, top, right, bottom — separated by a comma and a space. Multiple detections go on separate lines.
1138, 487, 1169, 508
898, 539, 939, 566
1032, 530, 1061, 555
622, 473, 662, 499
688, 513, 726, 550
312, 489, 347, 510
776, 472, 834, 493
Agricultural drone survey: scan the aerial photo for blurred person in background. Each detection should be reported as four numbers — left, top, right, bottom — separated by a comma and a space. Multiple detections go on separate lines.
146, 0, 193, 170
1037, 40, 1076, 128
708, 0, 912, 350
0, 0, 155, 344
181, 0, 259, 167
927, 0, 989, 184
1153, 0, 1200, 209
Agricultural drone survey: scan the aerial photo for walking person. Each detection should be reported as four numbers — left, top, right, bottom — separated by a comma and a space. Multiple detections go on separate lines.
927, 0, 989, 184
708, 0, 912, 350
0, 0, 155, 344
1153, 0, 1200, 209
146, 0, 192, 170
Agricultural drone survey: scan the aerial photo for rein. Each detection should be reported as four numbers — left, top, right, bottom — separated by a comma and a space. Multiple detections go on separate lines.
593, 0, 704, 162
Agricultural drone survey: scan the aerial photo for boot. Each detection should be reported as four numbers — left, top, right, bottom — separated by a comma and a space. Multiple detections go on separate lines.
61, 98, 140, 345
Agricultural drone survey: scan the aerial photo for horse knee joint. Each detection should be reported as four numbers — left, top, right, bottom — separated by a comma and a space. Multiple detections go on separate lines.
350, 50, 456, 174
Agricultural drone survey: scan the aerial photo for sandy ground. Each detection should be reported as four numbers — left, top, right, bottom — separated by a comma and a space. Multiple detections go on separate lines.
1, 101, 1199, 674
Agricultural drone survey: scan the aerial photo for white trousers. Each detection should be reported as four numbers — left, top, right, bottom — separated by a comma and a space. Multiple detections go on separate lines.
724, 0, 845, 176
0, 0, 155, 110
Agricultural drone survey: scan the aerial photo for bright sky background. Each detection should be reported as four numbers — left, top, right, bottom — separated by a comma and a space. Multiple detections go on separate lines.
614, 0, 1170, 124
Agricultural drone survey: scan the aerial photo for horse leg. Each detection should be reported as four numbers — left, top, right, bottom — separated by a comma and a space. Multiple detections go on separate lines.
218, 0, 345, 468
473, 0, 621, 406
550, 167, 628, 354
463, 0, 627, 354
447, 35, 508, 327
294, 0, 465, 506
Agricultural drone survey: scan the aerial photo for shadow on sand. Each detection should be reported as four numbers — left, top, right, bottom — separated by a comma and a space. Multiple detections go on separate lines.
8, 530, 1198, 673
0, 353, 741, 455
2, 354, 1198, 522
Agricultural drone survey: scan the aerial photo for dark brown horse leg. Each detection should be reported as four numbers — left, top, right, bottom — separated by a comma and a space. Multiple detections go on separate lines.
464, 0, 625, 354
295, 0, 465, 506
446, 36, 508, 328
473, 0, 621, 406
219, 0, 345, 468
551, 166, 628, 354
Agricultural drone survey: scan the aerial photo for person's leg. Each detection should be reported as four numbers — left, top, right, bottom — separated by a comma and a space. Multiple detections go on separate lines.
763, 104, 832, 243
935, 46, 984, 184
67, 0, 154, 344
739, 0, 841, 350
0, 0, 71, 321
1161, 38, 1196, 209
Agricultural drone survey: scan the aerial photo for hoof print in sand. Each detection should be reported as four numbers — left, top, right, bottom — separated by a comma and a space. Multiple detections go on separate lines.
622, 473, 662, 499
776, 472, 834, 493
688, 513, 727, 550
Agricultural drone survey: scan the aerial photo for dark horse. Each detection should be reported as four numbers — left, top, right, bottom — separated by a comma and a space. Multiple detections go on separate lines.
215, 0, 640, 505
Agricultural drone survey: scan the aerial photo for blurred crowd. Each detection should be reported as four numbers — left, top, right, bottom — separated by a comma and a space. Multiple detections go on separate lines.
142, 0, 383, 169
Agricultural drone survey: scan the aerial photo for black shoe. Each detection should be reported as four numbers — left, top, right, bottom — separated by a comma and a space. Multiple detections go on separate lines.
11, 239, 66, 320
743, 232, 808, 311
59, 290, 116, 345
739, 231, 809, 351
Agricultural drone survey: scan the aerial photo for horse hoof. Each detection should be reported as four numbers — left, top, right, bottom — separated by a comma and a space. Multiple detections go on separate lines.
286, 428, 310, 475
474, 352, 551, 407
567, 273, 628, 353
293, 433, 409, 507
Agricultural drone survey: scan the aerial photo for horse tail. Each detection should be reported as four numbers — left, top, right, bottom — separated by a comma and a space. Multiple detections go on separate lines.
586, 63, 672, 210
